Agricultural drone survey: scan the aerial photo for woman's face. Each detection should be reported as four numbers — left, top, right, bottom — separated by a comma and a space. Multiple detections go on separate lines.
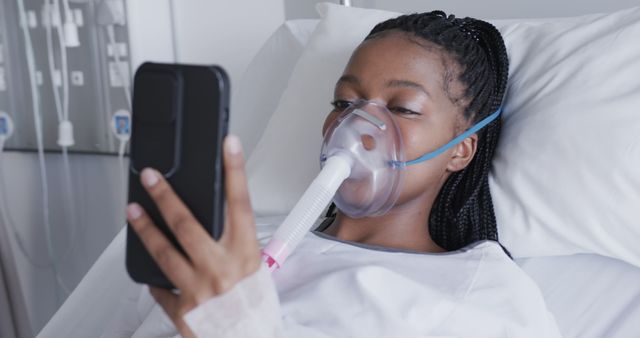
323, 30, 477, 208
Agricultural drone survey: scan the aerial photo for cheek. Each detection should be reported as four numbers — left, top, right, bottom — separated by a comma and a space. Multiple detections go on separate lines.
398, 121, 440, 162
395, 154, 450, 205
397, 116, 457, 161
392, 120, 455, 204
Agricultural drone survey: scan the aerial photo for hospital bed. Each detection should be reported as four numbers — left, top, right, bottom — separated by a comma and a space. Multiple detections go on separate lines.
38, 219, 640, 337
39, 5, 640, 337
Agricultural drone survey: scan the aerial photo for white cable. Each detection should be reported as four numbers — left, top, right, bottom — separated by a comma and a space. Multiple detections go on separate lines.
44, 2, 63, 122
54, 0, 77, 262
112, 110, 130, 214
0, 144, 71, 295
16, 0, 69, 303
52, 0, 70, 121
46, 0, 75, 148
61, 0, 79, 47
42, 0, 78, 295
44, 0, 79, 259
118, 139, 127, 210
51, 0, 79, 259
0, 140, 54, 268
49, 0, 76, 193
61, 0, 72, 14
60, 148, 77, 249
0, 115, 63, 269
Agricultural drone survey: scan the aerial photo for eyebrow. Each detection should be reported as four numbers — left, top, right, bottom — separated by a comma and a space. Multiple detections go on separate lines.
337, 75, 429, 97
386, 79, 430, 96
337, 75, 359, 85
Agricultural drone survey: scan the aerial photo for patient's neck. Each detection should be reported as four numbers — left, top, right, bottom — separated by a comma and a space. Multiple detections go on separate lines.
322, 194, 446, 253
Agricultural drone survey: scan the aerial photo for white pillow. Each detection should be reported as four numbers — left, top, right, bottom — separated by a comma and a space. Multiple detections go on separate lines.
246, 5, 397, 216
232, 19, 319, 158
246, 3, 640, 267
491, 8, 640, 263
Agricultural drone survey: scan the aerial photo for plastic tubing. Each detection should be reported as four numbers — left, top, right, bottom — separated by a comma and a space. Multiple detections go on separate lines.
0, 138, 54, 269
52, 0, 77, 295
117, 139, 127, 213
40, 0, 77, 269
262, 153, 352, 272
16, 0, 67, 303
52, 0, 69, 121
44, 3, 63, 121
61, 0, 79, 47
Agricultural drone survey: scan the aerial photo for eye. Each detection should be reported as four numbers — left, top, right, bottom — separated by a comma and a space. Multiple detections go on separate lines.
330, 100, 355, 112
388, 106, 421, 116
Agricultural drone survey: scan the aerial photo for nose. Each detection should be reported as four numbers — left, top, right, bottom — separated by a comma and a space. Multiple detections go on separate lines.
322, 110, 341, 136
361, 134, 376, 151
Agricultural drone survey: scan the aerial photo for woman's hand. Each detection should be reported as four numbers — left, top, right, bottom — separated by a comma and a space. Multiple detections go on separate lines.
126, 135, 261, 337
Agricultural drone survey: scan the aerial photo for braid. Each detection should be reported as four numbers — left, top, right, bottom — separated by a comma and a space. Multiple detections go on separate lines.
365, 12, 510, 251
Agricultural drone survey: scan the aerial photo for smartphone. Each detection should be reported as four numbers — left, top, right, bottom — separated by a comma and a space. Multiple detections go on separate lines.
126, 62, 230, 288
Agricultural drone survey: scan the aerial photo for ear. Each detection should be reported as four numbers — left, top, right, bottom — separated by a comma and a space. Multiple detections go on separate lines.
446, 134, 478, 172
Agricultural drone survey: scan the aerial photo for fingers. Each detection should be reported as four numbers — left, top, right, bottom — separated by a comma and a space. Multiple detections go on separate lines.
127, 203, 196, 289
150, 287, 198, 338
149, 286, 180, 317
139, 168, 215, 261
222, 135, 257, 246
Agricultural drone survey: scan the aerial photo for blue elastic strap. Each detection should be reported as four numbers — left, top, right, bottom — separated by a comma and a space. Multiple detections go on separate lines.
394, 106, 502, 167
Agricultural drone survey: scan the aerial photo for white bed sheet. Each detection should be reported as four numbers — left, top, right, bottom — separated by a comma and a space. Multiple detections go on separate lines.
38, 218, 640, 337
515, 254, 640, 337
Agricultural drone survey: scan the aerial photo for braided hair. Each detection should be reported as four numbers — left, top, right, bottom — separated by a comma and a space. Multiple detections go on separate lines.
325, 12, 509, 252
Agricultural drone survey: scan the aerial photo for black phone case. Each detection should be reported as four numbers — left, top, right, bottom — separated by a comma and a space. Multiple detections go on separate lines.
125, 62, 229, 288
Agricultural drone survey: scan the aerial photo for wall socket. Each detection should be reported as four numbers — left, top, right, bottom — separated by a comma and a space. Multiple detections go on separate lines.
71, 70, 84, 86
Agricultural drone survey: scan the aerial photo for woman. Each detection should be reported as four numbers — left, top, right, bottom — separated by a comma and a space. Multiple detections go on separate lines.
125, 12, 561, 337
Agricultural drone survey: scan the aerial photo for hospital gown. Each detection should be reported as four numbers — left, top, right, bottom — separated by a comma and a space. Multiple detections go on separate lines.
105, 231, 562, 338
103, 228, 560, 338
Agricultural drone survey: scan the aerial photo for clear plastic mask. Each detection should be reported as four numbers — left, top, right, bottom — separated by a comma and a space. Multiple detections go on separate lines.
320, 100, 405, 218
319, 98, 503, 218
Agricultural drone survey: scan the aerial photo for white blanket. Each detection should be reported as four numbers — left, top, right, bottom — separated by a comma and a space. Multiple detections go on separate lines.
106, 227, 561, 338
270, 232, 561, 337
